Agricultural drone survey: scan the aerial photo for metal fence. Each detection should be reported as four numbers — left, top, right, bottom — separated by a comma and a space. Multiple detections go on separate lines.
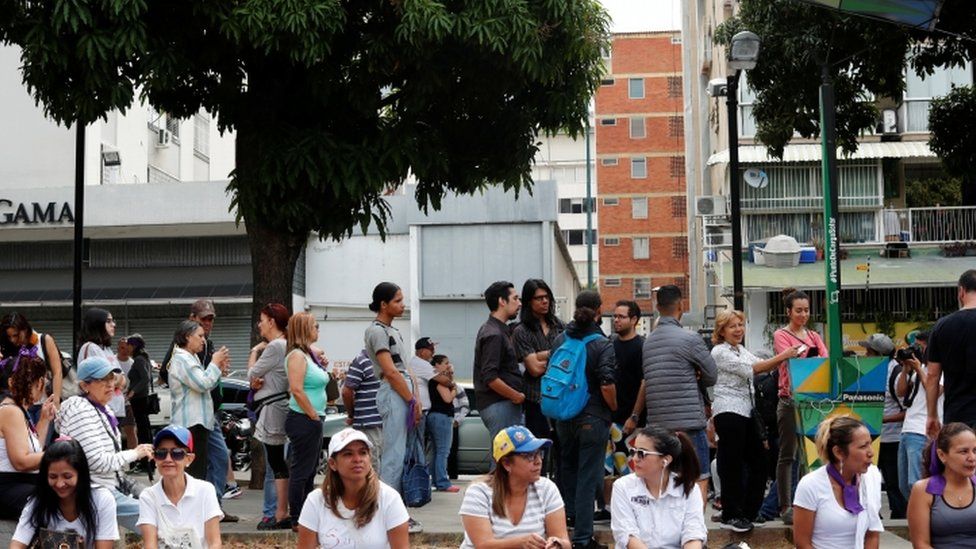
894, 207, 976, 244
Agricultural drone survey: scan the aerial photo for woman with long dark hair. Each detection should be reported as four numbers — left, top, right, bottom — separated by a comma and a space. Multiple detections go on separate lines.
0, 354, 57, 519
907, 422, 976, 548
610, 425, 707, 549
0, 311, 66, 402
773, 288, 828, 523
10, 438, 119, 548
248, 302, 292, 530
125, 335, 154, 446
297, 427, 408, 548
512, 279, 564, 441
460, 425, 569, 548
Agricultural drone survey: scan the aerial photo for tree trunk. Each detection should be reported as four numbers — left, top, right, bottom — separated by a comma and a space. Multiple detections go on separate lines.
245, 216, 305, 331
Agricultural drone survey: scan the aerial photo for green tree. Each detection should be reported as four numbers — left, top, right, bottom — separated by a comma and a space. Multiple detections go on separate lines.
928, 86, 976, 205
714, 0, 975, 159
905, 177, 962, 208
0, 1, 609, 318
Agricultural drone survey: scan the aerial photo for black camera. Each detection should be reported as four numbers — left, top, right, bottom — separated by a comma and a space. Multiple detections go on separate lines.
896, 345, 922, 362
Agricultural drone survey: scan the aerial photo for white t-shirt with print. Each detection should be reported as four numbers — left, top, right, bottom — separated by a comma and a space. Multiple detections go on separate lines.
137, 473, 223, 548
12, 486, 119, 544
459, 477, 564, 549
298, 482, 409, 548
793, 465, 884, 549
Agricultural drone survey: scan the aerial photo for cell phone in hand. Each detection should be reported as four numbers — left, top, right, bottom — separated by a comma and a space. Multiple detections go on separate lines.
796, 344, 808, 356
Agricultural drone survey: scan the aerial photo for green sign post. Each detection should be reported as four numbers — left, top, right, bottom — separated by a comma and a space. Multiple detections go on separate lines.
819, 66, 843, 361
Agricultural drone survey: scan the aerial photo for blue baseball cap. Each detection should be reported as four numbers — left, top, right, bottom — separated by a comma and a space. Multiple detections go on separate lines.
76, 357, 122, 382
153, 424, 194, 452
492, 425, 552, 462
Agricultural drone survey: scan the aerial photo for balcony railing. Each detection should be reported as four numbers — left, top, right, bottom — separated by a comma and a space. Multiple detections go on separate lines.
892, 207, 976, 244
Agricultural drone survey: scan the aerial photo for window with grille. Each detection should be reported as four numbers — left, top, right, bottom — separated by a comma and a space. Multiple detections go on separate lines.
604, 237, 620, 246
600, 118, 617, 126
672, 237, 688, 258
631, 197, 648, 219
672, 276, 689, 296
601, 158, 619, 166
669, 156, 684, 178
165, 116, 181, 140
631, 157, 647, 179
603, 197, 619, 206
667, 76, 682, 98
628, 78, 645, 99
630, 117, 646, 139
632, 237, 650, 259
604, 278, 621, 287
671, 196, 687, 218
668, 116, 683, 138
634, 278, 652, 299
194, 114, 210, 158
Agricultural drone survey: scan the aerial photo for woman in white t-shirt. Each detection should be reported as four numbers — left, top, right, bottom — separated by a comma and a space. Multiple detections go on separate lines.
11, 438, 119, 548
298, 427, 409, 549
793, 415, 884, 549
137, 424, 223, 548
610, 425, 707, 549
459, 425, 569, 549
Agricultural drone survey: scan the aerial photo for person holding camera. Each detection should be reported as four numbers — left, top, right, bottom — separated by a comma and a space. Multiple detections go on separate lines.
896, 332, 943, 498
710, 310, 801, 533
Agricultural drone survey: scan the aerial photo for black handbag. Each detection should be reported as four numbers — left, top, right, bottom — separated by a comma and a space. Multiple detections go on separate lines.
146, 359, 161, 414
30, 527, 83, 549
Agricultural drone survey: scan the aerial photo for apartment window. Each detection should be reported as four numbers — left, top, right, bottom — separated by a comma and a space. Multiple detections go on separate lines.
631, 197, 648, 219
601, 78, 615, 86
671, 35, 682, 45
165, 115, 181, 141
604, 237, 620, 246
600, 118, 617, 126
601, 158, 619, 167
739, 71, 757, 138
628, 78, 645, 99
601, 45, 612, 59
604, 278, 621, 287
667, 76, 682, 98
632, 237, 650, 259
904, 62, 972, 132
672, 237, 688, 258
634, 278, 652, 299
562, 229, 597, 246
669, 156, 684, 178
559, 198, 594, 214
603, 197, 619, 206
631, 157, 648, 179
193, 114, 210, 158
668, 116, 683, 138
630, 117, 646, 139
671, 196, 687, 218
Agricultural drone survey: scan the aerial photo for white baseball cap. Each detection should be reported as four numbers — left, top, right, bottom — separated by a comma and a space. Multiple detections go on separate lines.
328, 427, 374, 457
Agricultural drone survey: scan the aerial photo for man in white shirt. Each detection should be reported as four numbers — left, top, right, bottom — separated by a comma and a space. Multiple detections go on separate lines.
407, 337, 456, 458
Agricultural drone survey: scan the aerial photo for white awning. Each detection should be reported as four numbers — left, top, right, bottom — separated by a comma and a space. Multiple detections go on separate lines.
706, 141, 936, 166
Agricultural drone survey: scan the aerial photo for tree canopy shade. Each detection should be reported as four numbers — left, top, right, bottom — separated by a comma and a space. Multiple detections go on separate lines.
714, 0, 976, 159
929, 86, 976, 205
0, 0, 610, 314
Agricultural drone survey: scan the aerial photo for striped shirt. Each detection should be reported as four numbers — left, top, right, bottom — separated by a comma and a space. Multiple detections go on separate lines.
459, 477, 564, 548
55, 395, 139, 490
343, 350, 382, 429
168, 347, 222, 430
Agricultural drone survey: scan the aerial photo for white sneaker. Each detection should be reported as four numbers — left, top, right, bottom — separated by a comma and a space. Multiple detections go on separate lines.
407, 517, 423, 533
222, 484, 243, 499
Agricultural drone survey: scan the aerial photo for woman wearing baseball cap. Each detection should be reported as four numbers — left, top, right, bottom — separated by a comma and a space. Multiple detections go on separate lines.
459, 425, 569, 549
137, 425, 223, 548
296, 427, 409, 548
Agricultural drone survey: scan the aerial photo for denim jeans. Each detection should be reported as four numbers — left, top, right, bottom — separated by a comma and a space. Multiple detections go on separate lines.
480, 400, 524, 466
760, 459, 799, 519
683, 428, 711, 480
899, 432, 928, 498
109, 484, 141, 533
263, 443, 276, 519
556, 414, 610, 545
286, 412, 323, 522
377, 381, 410, 493
207, 417, 230, 503
426, 411, 454, 489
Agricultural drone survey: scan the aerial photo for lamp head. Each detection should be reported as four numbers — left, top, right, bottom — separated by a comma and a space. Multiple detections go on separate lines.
728, 30, 761, 71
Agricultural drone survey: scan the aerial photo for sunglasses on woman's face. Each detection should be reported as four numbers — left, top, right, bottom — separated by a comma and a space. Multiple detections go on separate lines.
153, 448, 188, 461
628, 448, 665, 461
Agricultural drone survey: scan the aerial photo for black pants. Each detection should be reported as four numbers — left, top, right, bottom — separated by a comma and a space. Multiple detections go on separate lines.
715, 412, 766, 522
266, 443, 289, 479
286, 411, 323, 522
188, 424, 211, 481
129, 396, 154, 445
0, 472, 37, 519
880, 441, 907, 519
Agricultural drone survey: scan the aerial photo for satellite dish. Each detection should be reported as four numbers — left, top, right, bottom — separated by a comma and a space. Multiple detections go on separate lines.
743, 168, 768, 189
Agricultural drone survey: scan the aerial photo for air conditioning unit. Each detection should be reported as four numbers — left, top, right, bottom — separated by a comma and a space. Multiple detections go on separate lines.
156, 128, 172, 148
706, 228, 731, 246
696, 196, 728, 216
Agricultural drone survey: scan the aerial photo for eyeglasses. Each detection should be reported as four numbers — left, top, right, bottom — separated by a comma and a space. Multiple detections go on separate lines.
514, 450, 544, 462
153, 448, 188, 461
628, 448, 665, 461
532, 295, 550, 302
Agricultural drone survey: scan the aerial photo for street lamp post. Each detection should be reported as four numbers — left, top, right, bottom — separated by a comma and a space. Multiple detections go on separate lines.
726, 31, 761, 312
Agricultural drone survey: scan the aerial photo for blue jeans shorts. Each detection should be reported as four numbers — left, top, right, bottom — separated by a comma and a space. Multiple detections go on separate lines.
681, 428, 711, 480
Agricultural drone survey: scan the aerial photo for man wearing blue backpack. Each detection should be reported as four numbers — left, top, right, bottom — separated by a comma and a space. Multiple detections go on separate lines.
544, 290, 617, 549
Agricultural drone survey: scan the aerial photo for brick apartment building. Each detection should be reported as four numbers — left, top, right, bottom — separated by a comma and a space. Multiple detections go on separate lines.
596, 31, 689, 313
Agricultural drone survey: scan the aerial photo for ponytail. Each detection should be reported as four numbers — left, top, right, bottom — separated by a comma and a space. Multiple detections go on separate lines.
573, 290, 602, 327
638, 425, 700, 496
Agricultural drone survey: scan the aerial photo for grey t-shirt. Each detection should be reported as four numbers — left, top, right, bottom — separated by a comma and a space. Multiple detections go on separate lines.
364, 320, 407, 380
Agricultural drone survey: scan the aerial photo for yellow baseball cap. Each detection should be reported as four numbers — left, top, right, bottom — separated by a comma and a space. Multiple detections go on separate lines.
492, 425, 552, 462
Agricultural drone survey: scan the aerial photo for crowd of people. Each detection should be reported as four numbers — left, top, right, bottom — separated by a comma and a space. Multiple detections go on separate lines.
0, 268, 973, 547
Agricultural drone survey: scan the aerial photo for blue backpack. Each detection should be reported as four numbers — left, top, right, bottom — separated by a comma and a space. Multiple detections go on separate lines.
540, 333, 603, 420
